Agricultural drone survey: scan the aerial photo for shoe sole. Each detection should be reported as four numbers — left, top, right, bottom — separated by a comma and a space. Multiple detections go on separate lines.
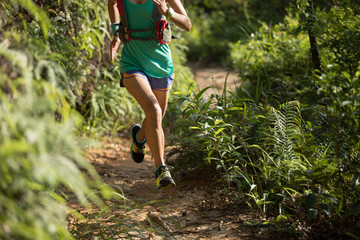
157, 179, 176, 189
157, 183, 176, 189
130, 124, 141, 141
130, 124, 144, 163
130, 143, 145, 163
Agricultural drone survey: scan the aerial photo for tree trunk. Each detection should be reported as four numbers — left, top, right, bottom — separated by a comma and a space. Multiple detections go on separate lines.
307, 0, 322, 72
308, 30, 322, 72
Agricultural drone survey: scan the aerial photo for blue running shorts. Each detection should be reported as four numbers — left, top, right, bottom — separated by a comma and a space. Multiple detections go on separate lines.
120, 70, 174, 92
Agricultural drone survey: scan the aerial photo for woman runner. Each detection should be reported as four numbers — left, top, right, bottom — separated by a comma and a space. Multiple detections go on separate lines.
107, 0, 191, 189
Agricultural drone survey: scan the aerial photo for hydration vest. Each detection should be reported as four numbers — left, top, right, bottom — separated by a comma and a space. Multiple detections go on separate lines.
115, 0, 172, 44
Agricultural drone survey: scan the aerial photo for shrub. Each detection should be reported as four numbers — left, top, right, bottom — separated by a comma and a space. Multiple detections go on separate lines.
0, 37, 110, 240
230, 14, 311, 104
172, 3, 360, 235
1, 0, 113, 238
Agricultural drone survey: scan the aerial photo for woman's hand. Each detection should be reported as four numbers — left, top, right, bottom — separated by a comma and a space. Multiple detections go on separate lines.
110, 35, 121, 61
153, 0, 191, 32
151, 0, 167, 15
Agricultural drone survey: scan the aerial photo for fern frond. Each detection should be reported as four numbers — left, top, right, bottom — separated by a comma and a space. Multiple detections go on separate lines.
260, 101, 304, 168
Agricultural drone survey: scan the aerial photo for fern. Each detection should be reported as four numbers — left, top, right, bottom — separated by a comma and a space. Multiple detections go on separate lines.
255, 101, 307, 182
7, 0, 51, 38
267, 101, 302, 162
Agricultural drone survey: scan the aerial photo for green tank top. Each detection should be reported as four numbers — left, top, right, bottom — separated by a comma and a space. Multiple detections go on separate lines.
120, 0, 174, 78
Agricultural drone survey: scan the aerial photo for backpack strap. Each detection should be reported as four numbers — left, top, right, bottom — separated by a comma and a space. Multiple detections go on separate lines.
152, 4, 163, 23
116, 0, 131, 42
116, 0, 128, 27
115, 0, 171, 44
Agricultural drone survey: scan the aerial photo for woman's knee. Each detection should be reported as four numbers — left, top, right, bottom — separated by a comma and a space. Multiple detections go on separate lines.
144, 103, 162, 123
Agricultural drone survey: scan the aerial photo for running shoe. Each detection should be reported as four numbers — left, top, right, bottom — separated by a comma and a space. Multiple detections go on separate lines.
130, 124, 146, 163
155, 165, 176, 189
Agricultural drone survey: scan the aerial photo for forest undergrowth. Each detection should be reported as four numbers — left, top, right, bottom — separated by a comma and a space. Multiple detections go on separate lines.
1, 0, 360, 239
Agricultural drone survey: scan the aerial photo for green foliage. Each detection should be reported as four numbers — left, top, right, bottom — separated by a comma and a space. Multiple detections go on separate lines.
0, 0, 120, 238
185, 0, 290, 63
172, 72, 359, 230
172, 2, 360, 235
0, 38, 112, 239
295, 0, 360, 74
2, 0, 52, 38
230, 15, 311, 104
169, 78, 260, 173
316, 4, 360, 74
185, 4, 246, 62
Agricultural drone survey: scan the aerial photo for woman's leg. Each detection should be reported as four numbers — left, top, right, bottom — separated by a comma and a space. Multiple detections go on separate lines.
137, 89, 169, 164
123, 75, 168, 167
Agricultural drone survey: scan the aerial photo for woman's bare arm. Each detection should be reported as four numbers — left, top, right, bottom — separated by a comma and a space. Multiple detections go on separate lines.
152, 0, 192, 32
108, 0, 121, 61
108, 0, 120, 24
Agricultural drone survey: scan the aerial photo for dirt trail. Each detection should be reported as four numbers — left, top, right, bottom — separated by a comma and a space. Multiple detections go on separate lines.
68, 137, 272, 240
192, 64, 242, 97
